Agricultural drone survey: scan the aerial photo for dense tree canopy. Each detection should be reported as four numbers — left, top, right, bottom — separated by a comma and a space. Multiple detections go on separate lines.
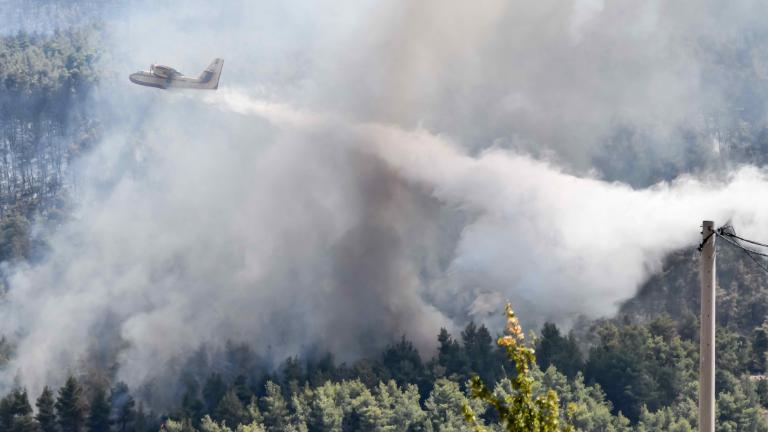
0, 307, 760, 432
0, 27, 101, 263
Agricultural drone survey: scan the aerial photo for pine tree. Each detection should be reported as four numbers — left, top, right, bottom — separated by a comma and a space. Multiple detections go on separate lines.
55, 377, 87, 432
180, 382, 203, 425
36, 387, 57, 432
436, 328, 466, 381
753, 323, 768, 373
259, 382, 289, 431
1, 389, 36, 432
162, 419, 196, 432
373, 381, 427, 431
0, 391, 14, 430
231, 376, 251, 407
87, 387, 111, 432
214, 390, 245, 427
11, 414, 38, 432
110, 384, 134, 432
244, 397, 262, 427
425, 379, 472, 431
381, 336, 424, 391
462, 323, 497, 385
114, 398, 134, 432
280, 357, 304, 396
10, 390, 32, 418
202, 374, 227, 413
307, 381, 343, 432
132, 403, 145, 432
537, 323, 584, 378
289, 385, 312, 431
1, 388, 32, 429
306, 353, 337, 388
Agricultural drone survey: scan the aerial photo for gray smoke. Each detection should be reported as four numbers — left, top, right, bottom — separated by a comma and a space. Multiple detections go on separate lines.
3, 0, 768, 404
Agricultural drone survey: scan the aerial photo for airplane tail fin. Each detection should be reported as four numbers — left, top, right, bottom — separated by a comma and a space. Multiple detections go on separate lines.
198, 58, 224, 89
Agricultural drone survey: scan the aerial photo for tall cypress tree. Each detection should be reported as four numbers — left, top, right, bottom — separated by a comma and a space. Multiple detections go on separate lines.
87, 387, 111, 432
36, 387, 57, 432
55, 377, 86, 432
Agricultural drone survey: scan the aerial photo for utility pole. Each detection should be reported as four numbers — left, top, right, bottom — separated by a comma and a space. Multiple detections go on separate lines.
699, 220, 716, 432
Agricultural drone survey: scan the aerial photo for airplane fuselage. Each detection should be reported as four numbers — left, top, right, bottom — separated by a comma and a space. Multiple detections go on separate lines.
129, 58, 224, 90
129, 72, 217, 89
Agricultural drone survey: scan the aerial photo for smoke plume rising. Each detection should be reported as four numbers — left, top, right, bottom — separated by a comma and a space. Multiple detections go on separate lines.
3, 0, 768, 404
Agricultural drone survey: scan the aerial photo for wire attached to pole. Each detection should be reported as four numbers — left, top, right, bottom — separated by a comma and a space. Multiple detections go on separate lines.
717, 225, 768, 257
728, 234, 768, 249
715, 230, 768, 274
698, 231, 715, 252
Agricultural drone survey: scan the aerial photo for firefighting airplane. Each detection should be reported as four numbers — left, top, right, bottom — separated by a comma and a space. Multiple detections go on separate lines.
129, 58, 224, 90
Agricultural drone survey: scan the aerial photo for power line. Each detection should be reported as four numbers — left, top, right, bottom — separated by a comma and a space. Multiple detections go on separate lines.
718, 233, 768, 258
717, 225, 768, 258
729, 234, 768, 249
715, 231, 768, 274
718, 224, 768, 249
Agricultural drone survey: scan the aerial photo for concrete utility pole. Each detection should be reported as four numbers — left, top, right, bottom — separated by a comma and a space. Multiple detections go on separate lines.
699, 220, 716, 432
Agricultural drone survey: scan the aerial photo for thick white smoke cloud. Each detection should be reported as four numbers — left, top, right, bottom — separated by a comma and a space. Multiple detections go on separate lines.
3, 0, 768, 403
207, 89, 768, 322
107, 0, 768, 168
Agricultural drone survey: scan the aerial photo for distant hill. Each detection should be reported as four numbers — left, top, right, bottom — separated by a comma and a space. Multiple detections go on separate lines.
621, 238, 768, 336
0, 0, 122, 35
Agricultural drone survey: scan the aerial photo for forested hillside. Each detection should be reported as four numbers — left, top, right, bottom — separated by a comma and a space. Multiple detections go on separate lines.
622, 243, 768, 338
0, 0, 119, 34
0, 306, 766, 432
0, 27, 101, 262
